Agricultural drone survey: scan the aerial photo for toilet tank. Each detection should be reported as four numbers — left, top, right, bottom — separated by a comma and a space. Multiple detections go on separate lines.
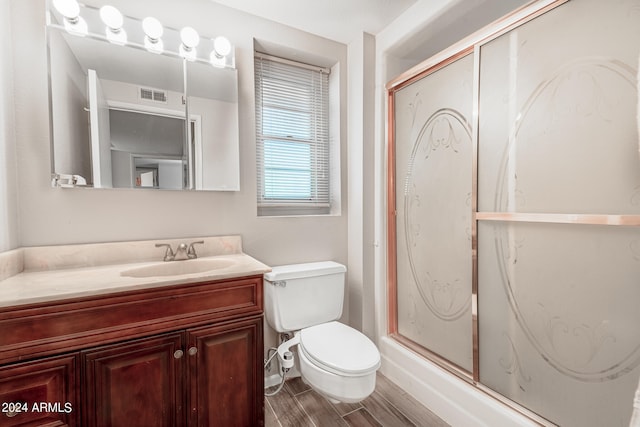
264, 261, 346, 332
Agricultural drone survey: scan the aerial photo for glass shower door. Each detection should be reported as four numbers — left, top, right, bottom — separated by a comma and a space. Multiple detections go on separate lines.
393, 54, 475, 372
476, 0, 640, 424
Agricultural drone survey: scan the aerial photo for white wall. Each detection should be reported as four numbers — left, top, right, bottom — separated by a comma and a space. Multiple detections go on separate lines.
9, 0, 349, 362
0, 1, 19, 252
347, 32, 376, 339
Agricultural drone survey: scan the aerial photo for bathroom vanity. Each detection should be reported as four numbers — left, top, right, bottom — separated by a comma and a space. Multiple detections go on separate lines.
0, 236, 269, 427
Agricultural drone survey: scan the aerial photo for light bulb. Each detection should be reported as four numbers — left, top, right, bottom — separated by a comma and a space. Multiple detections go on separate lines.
142, 17, 163, 53
210, 37, 231, 67
142, 17, 163, 41
179, 27, 199, 61
99, 5, 126, 45
53, 0, 86, 36
99, 5, 123, 31
52, 0, 80, 21
213, 36, 231, 57
180, 27, 200, 49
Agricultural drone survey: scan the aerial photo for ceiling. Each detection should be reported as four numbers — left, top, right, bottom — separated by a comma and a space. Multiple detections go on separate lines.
209, 0, 418, 44
209, 0, 531, 67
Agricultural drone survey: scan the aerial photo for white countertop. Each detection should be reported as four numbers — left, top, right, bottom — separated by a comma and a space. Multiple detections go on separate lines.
0, 236, 271, 308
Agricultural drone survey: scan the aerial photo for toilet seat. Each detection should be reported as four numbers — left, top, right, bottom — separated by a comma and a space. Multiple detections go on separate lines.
299, 321, 380, 377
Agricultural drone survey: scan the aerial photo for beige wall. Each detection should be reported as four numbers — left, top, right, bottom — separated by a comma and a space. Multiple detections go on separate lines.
0, 1, 19, 252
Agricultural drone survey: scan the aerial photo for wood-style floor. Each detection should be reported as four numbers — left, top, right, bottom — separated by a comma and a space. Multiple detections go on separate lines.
265, 372, 449, 427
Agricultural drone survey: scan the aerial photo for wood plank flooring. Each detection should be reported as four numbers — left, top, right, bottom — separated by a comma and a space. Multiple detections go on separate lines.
265, 372, 449, 427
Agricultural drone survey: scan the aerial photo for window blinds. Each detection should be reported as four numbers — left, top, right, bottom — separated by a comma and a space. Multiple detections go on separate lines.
255, 53, 330, 214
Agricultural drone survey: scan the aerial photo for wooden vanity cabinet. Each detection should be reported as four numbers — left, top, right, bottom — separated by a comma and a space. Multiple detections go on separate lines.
81, 317, 263, 427
0, 274, 265, 427
0, 353, 79, 426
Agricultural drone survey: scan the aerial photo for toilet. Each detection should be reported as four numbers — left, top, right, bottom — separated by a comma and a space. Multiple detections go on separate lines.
264, 261, 380, 403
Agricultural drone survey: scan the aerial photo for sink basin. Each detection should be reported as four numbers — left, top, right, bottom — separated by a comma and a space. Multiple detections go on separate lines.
121, 259, 234, 278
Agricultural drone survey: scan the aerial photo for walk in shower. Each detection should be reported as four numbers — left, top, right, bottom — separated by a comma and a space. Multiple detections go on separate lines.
386, 0, 640, 425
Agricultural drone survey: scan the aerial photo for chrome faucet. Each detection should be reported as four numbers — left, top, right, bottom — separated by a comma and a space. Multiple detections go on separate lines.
155, 243, 175, 261
187, 241, 204, 259
155, 241, 204, 261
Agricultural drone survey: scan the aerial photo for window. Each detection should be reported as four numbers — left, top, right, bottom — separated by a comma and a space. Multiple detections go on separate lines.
255, 53, 330, 216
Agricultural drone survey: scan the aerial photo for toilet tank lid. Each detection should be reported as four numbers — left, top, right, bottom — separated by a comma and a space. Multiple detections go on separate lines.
264, 261, 346, 281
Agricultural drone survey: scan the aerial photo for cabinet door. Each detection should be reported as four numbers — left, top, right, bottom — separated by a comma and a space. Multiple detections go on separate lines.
82, 333, 184, 427
0, 354, 78, 426
187, 317, 264, 427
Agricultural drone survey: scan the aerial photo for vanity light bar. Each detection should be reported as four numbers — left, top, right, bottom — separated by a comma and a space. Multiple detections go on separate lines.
49, 1, 234, 68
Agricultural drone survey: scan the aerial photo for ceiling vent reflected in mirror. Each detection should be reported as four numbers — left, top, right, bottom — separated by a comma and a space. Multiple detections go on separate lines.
139, 87, 168, 103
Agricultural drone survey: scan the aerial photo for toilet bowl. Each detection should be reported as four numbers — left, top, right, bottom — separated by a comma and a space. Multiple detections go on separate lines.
263, 261, 380, 403
297, 321, 380, 403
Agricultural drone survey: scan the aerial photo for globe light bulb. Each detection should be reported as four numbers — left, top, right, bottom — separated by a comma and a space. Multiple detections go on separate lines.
52, 0, 80, 21
99, 5, 126, 45
179, 27, 199, 61
99, 5, 123, 31
142, 17, 163, 41
213, 36, 231, 57
180, 27, 200, 49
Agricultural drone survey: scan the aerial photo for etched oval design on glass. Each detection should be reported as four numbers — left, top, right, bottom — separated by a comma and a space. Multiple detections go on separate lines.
494, 58, 640, 381
404, 108, 473, 321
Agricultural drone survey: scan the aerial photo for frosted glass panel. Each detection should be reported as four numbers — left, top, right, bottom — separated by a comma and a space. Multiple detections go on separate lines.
477, 0, 640, 214
394, 55, 473, 371
479, 221, 640, 426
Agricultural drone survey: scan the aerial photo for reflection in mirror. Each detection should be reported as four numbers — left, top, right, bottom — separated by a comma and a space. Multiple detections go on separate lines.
186, 61, 239, 190
110, 110, 186, 189
46, 1, 239, 191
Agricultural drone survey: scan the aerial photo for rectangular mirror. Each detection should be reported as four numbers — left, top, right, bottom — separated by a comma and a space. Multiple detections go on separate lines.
46, 2, 239, 191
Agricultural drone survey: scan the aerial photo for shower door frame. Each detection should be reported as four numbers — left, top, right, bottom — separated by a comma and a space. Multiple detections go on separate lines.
386, 0, 640, 424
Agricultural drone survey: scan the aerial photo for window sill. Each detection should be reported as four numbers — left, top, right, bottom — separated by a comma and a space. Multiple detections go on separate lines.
257, 204, 332, 217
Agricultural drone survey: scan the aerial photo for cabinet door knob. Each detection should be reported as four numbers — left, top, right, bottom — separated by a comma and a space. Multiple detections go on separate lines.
174, 349, 184, 359
188, 346, 198, 356
4, 402, 25, 418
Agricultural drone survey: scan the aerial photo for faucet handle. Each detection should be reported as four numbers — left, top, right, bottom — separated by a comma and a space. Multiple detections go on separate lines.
187, 241, 204, 259
155, 243, 175, 261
